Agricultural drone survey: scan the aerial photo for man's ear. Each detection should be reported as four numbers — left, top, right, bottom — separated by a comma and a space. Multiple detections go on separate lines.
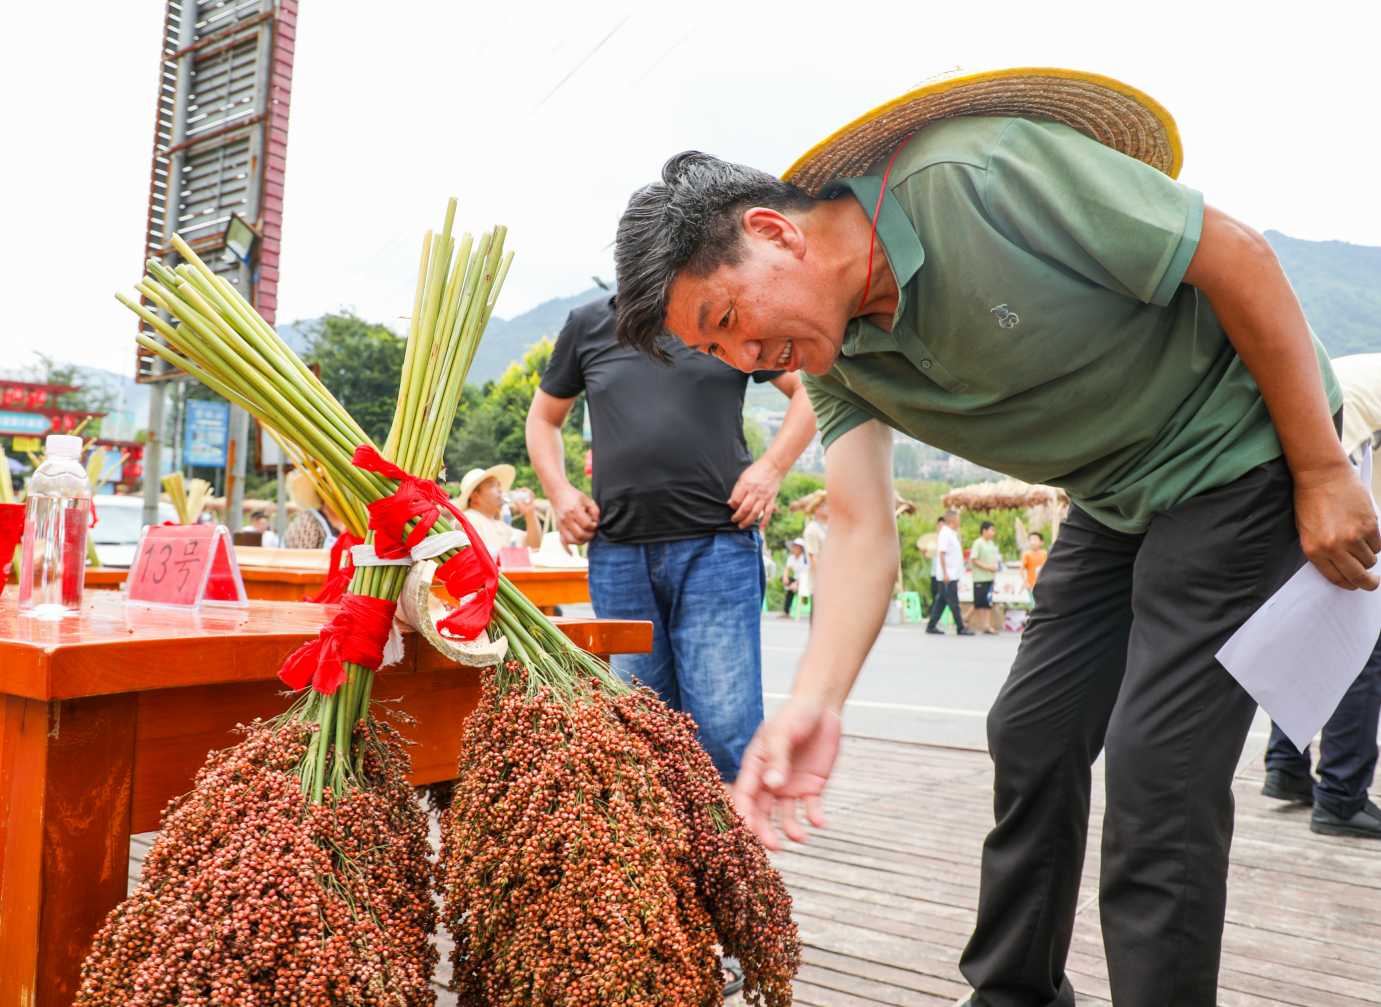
741, 206, 806, 258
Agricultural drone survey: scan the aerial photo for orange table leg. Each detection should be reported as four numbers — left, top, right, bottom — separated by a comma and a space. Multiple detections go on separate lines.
0, 694, 137, 1006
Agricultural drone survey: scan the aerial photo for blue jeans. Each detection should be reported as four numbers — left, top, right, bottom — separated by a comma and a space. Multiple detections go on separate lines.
587, 529, 765, 782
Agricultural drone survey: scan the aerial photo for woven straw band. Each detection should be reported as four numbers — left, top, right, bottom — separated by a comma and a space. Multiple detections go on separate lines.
783, 67, 1182, 195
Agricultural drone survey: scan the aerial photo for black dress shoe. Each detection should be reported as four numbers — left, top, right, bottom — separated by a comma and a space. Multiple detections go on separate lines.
1261, 769, 1315, 806
1311, 799, 1381, 839
925, 627, 945, 635
956, 628, 975, 636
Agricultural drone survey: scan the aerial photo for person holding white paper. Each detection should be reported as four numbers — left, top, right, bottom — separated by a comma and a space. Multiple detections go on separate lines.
1262, 354, 1381, 838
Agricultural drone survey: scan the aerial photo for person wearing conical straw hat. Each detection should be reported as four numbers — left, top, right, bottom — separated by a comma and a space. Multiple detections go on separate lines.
281, 466, 346, 550
612, 67, 1380, 1006
454, 464, 542, 559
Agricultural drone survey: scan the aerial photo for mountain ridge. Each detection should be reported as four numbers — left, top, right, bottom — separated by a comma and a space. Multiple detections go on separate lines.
9, 230, 1378, 431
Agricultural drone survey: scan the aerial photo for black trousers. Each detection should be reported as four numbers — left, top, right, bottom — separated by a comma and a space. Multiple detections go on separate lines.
927, 578, 965, 631
961, 459, 1305, 1007
1265, 631, 1381, 818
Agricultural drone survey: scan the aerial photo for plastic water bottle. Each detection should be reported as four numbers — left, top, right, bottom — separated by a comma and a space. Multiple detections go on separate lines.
19, 434, 91, 618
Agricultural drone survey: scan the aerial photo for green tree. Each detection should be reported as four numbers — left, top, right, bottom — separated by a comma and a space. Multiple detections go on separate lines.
302, 313, 406, 446
743, 415, 768, 460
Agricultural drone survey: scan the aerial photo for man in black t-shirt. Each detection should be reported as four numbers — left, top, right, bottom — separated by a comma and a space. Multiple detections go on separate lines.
526, 296, 816, 781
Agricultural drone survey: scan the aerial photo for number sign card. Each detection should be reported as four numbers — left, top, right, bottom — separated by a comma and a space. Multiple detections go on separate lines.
127, 524, 248, 608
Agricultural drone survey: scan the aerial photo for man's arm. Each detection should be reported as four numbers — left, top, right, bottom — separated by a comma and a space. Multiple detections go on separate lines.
728, 373, 819, 529
524, 389, 600, 545
732, 420, 896, 848
1185, 206, 1380, 589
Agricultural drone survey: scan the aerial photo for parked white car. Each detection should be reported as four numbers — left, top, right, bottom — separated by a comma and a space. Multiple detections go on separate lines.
90, 495, 178, 568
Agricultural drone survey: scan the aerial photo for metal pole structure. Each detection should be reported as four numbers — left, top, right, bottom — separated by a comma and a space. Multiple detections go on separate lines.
142, 384, 168, 524
225, 402, 250, 527
224, 1, 277, 530
142, 4, 198, 527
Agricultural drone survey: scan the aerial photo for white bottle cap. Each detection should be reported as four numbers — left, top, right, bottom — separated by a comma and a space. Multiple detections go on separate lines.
44, 434, 83, 459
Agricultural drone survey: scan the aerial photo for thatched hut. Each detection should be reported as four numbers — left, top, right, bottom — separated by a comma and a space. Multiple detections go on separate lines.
789, 488, 917, 518
941, 479, 1067, 511
943, 479, 1069, 542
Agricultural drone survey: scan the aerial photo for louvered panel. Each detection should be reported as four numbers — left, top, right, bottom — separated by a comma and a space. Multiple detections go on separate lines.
194, 0, 263, 36
138, 0, 294, 381
185, 41, 260, 136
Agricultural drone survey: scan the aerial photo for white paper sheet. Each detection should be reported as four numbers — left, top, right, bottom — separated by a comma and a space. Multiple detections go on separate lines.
1216, 445, 1381, 750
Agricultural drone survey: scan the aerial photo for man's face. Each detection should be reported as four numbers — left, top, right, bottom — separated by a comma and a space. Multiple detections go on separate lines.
254, 516, 269, 532
1028, 535, 1043, 549
982, 526, 995, 540
473, 477, 503, 516
664, 209, 850, 376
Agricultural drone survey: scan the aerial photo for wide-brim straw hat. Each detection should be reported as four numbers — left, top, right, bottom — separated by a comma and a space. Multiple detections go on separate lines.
783, 66, 1182, 196
285, 467, 322, 512
456, 464, 516, 510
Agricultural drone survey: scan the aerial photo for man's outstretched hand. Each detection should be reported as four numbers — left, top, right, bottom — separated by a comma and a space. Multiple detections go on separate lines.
732, 698, 843, 850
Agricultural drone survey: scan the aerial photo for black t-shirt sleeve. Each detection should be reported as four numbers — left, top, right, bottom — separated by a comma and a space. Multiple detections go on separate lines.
540, 312, 587, 398
751, 369, 784, 384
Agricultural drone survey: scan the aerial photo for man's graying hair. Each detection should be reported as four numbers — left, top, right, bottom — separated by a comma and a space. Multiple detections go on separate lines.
614, 151, 816, 361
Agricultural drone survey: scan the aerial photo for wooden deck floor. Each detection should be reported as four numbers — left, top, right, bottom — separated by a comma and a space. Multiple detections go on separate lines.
127, 734, 1381, 1006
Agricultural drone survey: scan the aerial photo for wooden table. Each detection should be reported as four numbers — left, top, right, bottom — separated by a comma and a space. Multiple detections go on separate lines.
0, 592, 647, 1006
85, 557, 592, 609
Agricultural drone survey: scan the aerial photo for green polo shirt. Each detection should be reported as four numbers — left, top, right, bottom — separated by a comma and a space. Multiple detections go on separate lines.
971, 537, 1001, 583
803, 116, 1341, 533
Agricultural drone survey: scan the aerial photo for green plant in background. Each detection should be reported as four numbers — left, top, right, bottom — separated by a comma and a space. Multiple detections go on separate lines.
303, 312, 407, 446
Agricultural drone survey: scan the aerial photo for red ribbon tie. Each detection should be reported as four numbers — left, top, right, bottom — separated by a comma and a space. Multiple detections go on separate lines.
279, 594, 398, 695
305, 530, 360, 604
434, 511, 500, 640
341, 444, 499, 644
352, 445, 465, 559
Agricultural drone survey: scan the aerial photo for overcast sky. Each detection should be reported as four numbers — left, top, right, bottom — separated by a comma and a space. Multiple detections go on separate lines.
6, 1, 1380, 377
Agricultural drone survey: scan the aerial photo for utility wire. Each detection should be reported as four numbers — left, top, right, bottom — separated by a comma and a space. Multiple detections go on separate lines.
534, 15, 631, 110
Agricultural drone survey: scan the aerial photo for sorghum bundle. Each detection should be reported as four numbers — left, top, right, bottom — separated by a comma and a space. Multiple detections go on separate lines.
439, 606, 799, 1007
613, 690, 800, 1007
439, 664, 721, 1006
80, 201, 511, 1002
76, 715, 435, 1006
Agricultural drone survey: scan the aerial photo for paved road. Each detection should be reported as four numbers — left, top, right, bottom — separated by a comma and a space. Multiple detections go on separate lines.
565, 603, 1288, 757
761, 616, 1016, 748
760, 614, 1280, 759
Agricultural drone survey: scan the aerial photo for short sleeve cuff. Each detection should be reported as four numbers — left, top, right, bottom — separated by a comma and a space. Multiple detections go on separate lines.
538, 375, 583, 399
819, 409, 873, 452
1149, 187, 1204, 307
